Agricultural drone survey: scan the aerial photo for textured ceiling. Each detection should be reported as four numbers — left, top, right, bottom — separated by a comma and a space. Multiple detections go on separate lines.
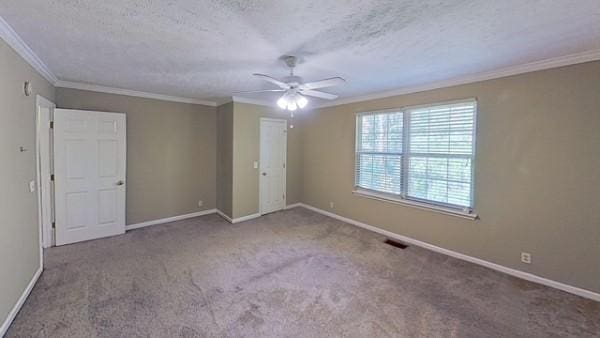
1, 0, 600, 104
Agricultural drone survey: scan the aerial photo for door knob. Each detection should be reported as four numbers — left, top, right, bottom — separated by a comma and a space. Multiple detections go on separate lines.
262, 172, 267, 176
116, 180, 125, 186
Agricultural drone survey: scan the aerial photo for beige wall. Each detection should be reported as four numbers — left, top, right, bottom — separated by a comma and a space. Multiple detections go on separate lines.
55, 88, 217, 224
216, 102, 234, 217
0, 39, 55, 325
301, 61, 600, 293
3, 34, 597, 329
228, 102, 302, 219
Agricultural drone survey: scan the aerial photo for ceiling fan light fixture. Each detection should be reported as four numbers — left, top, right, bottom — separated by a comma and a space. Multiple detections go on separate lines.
277, 92, 307, 111
287, 100, 298, 111
297, 95, 308, 109
249, 57, 344, 112
277, 96, 288, 109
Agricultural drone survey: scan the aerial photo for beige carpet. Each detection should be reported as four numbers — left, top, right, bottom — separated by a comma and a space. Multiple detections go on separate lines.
7, 207, 600, 337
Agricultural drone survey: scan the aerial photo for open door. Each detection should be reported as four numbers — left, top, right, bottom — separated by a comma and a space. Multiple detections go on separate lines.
53, 109, 126, 245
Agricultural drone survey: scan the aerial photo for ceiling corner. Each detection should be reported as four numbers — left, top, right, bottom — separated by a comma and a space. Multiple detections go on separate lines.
0, 15, 58, 85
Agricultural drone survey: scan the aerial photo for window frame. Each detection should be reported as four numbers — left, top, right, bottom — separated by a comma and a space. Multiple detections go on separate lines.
354, 99, 478, 219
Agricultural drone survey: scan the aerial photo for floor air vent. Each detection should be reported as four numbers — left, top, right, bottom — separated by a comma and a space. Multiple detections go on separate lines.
384, 239, 408, 249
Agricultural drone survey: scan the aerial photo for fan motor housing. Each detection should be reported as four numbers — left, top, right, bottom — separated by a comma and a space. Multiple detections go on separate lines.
283, 75, 303, 87
283, 55, 298, 68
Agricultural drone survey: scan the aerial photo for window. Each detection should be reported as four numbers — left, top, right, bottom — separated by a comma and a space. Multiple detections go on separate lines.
355, 100, 476, 213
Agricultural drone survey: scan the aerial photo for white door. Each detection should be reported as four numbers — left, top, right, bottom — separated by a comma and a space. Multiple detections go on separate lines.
259, 118, 287, 214
36, 96, 55, 248
54, 109, 126, 245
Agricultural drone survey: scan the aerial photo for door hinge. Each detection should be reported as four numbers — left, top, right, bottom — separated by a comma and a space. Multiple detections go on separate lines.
283, 163, 286, 168
52, 222, 56, 229
50, 174, 55, 181
283, 194, 286, 199
49, 121, 54, 129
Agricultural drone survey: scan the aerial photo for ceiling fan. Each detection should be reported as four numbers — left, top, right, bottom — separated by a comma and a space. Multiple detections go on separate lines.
236, 56, 346, 111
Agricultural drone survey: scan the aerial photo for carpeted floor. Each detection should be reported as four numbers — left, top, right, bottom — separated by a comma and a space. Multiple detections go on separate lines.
7, 207, 600, 337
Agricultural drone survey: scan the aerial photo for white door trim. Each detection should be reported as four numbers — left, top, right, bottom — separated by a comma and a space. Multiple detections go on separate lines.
12, 95, 52, 337
36, 95, 54, 249
259, 118, 287, 215
260, 117, 287, 123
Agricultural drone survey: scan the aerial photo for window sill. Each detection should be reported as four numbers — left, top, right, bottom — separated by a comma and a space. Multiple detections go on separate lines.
352, 189, 479, 220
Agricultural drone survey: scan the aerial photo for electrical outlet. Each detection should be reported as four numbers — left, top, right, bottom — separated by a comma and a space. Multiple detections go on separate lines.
521, 252, 532, 264
198, 200, 203, 207
329, 202, 335, 209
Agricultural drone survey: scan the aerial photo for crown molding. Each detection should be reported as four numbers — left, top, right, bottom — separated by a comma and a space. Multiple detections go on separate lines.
315, 49, 600, 109
55, 80, 218, 106
0, 16, 58, 84
0, 14, 217, 106
4, 10, 599, 110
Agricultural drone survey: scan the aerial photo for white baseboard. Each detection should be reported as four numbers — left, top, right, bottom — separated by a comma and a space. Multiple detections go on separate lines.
297, 203, 600, 302
285, 203, 302, 209
216, 209, 233, 223
1, 266, 43, 336
216, 209, 261, 224
125, 209, 217, 231
232, 212, 261, 223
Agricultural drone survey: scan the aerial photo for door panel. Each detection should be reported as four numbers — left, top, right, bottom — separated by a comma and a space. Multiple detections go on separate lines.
98, 140, 118, 177
98, 189, 117, 224
66, 118, 87, 133
260, 119, 287, 214
98, 119, 117, 134
65, 192, 88, 229
65, 139, 86, 178
54, 109, 126, 245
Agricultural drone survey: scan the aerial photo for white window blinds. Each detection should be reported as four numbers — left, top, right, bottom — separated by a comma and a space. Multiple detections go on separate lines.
356, 112, 403, 195
355, 100, 477, 210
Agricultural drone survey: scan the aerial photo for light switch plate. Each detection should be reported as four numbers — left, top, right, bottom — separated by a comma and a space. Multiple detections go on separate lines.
253, 161, 258, 169
29, 180, 36, 193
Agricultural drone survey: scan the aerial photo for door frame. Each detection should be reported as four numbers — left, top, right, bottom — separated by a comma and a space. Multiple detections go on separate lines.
36, 95, 55, 251
259, 118, 287, 215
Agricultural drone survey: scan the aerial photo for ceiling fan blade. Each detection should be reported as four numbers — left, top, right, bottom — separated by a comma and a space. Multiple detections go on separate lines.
300, 90, 338, 100
252, 73, 291, 89
233, 89, 286, 94
299, 77, 345, 90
